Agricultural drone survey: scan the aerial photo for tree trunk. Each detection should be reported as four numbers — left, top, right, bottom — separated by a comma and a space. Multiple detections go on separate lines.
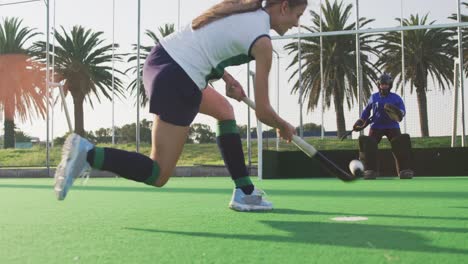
333, 90, 346, 138
73, 95, 85, 136
3, 104, 15, 149
415, 87, 429, 137
4, 118, 15, 149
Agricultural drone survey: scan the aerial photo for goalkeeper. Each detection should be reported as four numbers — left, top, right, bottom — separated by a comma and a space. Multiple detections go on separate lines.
352, 73, 414, 180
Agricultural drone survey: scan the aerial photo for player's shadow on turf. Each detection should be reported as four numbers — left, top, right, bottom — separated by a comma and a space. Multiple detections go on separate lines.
0, 183, 230, 194
270, 208, 468, 222
2, 184, 468, 200
126, 221, 468, 255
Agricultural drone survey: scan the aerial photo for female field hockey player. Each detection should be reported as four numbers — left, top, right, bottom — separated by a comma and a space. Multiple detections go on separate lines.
54, 0, 308, 211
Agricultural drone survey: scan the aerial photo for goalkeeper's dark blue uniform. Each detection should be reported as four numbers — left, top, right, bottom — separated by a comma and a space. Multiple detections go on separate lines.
361, 92, 405, 130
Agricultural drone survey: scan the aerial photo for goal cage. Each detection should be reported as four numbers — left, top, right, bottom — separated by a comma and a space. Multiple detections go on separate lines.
249, 0, 468, 179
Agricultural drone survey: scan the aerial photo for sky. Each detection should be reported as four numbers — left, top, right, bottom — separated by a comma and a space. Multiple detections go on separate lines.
1, 0, 466, 141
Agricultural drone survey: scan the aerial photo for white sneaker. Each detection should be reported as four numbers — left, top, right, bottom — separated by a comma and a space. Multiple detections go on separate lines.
229, 187, 273, 212
54, 133, 94, 200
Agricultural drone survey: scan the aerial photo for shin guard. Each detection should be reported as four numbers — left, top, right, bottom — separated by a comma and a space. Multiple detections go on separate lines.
390, 134, 412, 173
359, 136, 378, 171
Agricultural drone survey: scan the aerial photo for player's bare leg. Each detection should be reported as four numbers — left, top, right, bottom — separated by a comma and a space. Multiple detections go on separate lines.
150, 116, 190, 187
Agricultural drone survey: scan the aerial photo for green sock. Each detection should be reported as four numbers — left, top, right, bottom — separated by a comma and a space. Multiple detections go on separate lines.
87, 147, 160, 186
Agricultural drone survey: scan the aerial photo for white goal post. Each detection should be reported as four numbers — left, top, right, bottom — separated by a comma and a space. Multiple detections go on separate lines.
452, 58, 467, 147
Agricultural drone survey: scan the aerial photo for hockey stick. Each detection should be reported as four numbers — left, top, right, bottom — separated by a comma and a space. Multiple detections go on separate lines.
340, 117, 373, 141
242, 97, 357, 182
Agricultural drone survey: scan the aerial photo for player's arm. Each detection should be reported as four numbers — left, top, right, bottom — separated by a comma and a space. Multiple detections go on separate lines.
250, 37, 286, 129
360, 97, 373, 121
222, 70, 245, 101
250, 37, 295, 141
354, 97, 373, 131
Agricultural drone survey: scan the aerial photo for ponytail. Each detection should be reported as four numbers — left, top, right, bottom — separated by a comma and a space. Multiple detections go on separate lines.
192, 0, 308, 30
192, 0, 263, 30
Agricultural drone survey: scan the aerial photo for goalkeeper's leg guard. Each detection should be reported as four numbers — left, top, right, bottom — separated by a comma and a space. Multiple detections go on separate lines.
390, 134, 414, 179
359, 135, 379, 179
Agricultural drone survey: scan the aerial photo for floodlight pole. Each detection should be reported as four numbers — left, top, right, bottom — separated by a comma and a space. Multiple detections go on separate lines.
50, 0, 55, 148
298, 24, 304, 138
457, 0, 466, 146
355, 0, 363, 136
45, 0, 51, 176
178, 0, 181, 31
136, 0, 141, 152
50, 0, 57, 148
272, 49, 280, 150
248, 70, 263, 180
319, 0, 325, 139
246, 64, 252, 167
452, 58, 460, 147
112, 0, 116, 144
246, 69, 263, 179
401, 0, 407, 134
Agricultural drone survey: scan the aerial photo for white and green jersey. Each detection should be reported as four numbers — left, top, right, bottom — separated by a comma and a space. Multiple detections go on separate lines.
160, 9, 271, 90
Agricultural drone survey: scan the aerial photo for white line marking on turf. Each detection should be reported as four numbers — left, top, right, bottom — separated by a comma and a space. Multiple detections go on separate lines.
331, 216, 369, 222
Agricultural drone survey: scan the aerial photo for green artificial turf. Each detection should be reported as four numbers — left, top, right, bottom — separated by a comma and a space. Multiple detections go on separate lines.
1, 177, 467, 264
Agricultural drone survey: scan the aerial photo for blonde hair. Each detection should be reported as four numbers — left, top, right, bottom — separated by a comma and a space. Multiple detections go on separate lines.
192, 0, 308, 30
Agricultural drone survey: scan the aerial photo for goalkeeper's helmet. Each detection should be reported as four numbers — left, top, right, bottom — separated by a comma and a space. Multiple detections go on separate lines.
377, 73, 393, 96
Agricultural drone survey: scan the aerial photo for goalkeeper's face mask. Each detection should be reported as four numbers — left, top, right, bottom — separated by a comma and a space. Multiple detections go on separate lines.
379, 83, 391, 96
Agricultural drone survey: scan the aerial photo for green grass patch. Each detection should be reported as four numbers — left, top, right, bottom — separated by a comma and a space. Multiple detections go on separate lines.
0, 136, 460, 167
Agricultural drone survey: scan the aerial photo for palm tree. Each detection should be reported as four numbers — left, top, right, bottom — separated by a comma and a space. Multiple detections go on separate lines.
0, 17, 45, 148
284, 0, 379, 137
126, 24, 175, 107
34, 26, 125, 136
376, 14, 455, 137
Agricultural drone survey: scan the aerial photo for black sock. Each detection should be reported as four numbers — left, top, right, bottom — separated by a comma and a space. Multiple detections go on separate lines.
86, 147, 160, 186
217, 120, 254, 194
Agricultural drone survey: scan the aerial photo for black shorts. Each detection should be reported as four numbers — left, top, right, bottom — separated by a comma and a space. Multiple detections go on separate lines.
369, 128, 401, 143
143, 44, 202, 126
